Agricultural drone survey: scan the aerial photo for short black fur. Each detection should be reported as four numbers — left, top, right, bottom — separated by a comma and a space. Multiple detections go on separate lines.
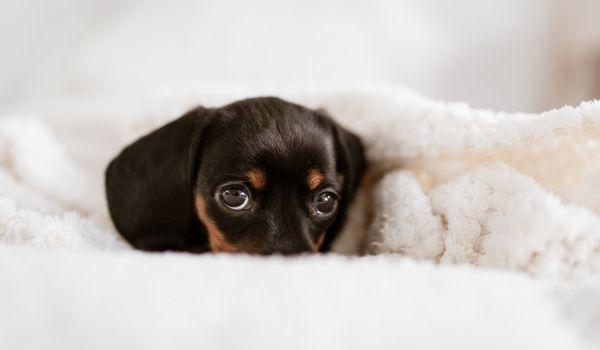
105, 97, 366, 254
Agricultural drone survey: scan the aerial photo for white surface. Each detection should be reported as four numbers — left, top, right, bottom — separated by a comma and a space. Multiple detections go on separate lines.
0, 85, 599, 348
0, 246, 596, 350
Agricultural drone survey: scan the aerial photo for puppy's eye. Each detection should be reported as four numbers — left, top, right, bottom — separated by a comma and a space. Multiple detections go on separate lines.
219, 186, 250, 210
313, 191, 338, 217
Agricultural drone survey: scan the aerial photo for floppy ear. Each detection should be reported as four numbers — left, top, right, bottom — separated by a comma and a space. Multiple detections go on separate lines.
320, 112, 367, 251
105, 107, 213, 251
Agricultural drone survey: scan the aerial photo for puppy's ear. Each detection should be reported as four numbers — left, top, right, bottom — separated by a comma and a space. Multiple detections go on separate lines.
333, 123, 366, 197
105, 107, 213, 251
318, 110, 367, 251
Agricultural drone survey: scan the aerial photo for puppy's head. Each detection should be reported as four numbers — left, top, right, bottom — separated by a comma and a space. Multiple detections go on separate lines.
106, 97, 365, 254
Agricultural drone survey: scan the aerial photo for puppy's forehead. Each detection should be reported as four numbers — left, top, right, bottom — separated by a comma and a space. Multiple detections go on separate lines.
202, 99, 337, 181
218, 99, 325, 137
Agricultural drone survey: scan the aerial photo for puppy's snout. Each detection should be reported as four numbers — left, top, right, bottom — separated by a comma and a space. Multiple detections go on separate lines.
261, 211, 315, 255
261, 242, 314, 256
260, 231, 315, 256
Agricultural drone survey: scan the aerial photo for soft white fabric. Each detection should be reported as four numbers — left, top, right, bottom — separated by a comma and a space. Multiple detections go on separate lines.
1, 246, 598, 350
1, 85, 599, 349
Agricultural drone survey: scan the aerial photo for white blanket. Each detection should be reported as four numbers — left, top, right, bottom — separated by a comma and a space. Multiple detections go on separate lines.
1, 85, 599, 349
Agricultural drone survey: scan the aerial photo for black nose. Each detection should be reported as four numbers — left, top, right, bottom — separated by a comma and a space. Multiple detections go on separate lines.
260, 240, 314, 256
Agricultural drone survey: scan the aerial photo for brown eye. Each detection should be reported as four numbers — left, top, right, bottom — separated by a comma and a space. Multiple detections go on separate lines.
220, 186, 250, 210
313, 191, 338, 216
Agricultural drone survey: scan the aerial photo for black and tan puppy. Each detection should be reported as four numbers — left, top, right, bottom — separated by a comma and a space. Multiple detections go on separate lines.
105, 97, 365, 254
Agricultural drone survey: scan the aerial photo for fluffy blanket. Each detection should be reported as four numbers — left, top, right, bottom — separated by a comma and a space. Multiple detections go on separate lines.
1, 85, 599, 349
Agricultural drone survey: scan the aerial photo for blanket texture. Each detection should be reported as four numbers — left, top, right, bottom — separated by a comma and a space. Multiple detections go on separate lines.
0, 85, 599, 349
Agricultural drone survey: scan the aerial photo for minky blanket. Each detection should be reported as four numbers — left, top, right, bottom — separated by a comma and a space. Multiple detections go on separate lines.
0, 85, 599, 349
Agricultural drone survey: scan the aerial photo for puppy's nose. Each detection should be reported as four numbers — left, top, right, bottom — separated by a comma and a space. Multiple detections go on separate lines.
261, 241, 313, 256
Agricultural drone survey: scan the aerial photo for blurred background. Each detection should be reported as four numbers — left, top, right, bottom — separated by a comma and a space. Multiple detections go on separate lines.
0, 0, 599, 113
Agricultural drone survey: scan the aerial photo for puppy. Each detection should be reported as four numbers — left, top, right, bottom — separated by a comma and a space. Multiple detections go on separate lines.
105, 97, 366, 254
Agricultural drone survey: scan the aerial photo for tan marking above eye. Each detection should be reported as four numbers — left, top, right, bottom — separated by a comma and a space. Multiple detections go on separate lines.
195, 195, 237, 253
246, 168, 267, 190
307, 169, 325, 190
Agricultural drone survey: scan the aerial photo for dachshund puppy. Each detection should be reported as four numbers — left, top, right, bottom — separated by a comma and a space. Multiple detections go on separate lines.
105, 97, 365, 254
